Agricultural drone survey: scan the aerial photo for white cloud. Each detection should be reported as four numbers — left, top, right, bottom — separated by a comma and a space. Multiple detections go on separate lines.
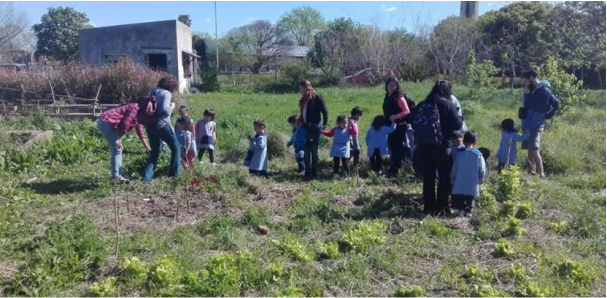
380, 4, 397, 13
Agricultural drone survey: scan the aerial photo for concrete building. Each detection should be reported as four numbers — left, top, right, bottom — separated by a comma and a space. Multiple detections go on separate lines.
78, 20, 199, 92
460, 1, 479, 19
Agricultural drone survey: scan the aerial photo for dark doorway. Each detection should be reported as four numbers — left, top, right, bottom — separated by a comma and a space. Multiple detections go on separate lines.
146, 53, 168, 71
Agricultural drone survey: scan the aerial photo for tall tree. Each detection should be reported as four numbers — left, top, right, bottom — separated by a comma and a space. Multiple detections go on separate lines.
309, 17, 358, 81
33, 7, 90, 62
0, 2, 29, 50
224, 20, 290, 73
277, 5, 325, 47
427, 16, 481, 76
178, 14, 192, 27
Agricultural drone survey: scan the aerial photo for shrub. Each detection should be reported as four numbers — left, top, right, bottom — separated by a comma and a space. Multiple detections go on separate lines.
394, 285, 425, 297
196, 66, 220, 92
0, 59, 167, 104
267, 131, 289, 160
281, 60, 311, 87
463, 50, 500, 88
556, 259, 594, 286
538, 56, 585, 115
119, 256, 148, 278
145, 256, 181, 290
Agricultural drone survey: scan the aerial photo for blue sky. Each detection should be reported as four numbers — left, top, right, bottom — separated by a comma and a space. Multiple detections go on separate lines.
14, 1, 511, 36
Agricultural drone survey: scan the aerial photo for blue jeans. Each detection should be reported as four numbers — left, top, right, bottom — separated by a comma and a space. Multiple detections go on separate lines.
97, 119, 123, 178
143, 124, 181, 182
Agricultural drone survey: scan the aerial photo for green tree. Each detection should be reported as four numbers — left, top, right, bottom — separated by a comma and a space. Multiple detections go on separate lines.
539, 56, 584, 115
33, 7, 90, 62
427, 16, 481, 76
309, 17, 358, 83
463, 50, 499, 88
277, 5, 325, 47
479, 2, 553, 78
178, 14, 192, 27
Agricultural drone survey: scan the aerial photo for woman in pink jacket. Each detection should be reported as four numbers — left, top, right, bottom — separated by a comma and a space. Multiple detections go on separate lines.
96, 103, 151, 181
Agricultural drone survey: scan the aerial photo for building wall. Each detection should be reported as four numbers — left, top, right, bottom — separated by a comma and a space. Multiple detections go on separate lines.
175, 21, 194, 92
78, 20, 181, 88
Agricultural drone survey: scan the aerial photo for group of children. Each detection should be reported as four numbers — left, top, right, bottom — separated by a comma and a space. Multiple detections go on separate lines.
171, 103, 529, 217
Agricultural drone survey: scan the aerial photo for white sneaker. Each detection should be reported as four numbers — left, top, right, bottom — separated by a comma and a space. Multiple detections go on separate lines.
457, 210, 465, 217
211, 163, 217, 167
464, 212, 473, 218
112, 176, 129, 182
333, 173, 339, 180
199, 160, 204, 165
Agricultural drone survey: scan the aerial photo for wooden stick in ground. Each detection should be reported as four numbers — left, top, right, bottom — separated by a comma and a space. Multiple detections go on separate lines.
113, 181, 120, 259
48, 81, 58, 114
92, 84, 102, 117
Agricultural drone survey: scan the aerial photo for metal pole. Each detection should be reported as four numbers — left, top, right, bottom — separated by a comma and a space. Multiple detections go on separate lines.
215, 1, 219, 68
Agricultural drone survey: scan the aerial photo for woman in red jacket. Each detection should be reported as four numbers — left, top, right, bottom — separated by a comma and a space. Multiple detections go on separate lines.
96, 103, 151, 181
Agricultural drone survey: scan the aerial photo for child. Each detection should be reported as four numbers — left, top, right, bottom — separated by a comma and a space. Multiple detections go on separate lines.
196, 109, 217, 165
175, 106, 194, 149
244, 120, 268, 177
478, 147, 491, 179
365, 115, 396, 174
322, 115, 356, 179
450, 131, 487, 217
286, 115, 306, 175
348, 107, 363, 168
179, 116, 197, 170
496, 118, 528, 171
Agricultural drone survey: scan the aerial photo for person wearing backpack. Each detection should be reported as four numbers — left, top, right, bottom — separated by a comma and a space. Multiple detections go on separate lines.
520, 69, 560, 180
382, 77, 410, 176
141, 75, 181, 183
413, 80, 463, 216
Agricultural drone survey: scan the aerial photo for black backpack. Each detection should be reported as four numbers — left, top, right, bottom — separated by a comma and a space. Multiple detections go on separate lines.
412, 100, 442, 146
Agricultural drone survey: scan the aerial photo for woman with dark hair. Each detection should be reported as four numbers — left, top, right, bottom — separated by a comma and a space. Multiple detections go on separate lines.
382, 77, 410, 175
297, 80, 328, 179
142, 75, 181, 183
413, 80, 463, 215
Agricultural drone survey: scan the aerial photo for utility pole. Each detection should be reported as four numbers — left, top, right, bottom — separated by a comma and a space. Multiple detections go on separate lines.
215, 1, 219, 68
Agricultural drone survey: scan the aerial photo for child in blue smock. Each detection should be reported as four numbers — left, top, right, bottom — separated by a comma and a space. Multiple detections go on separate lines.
322, 115, 356, 179
451, 131, 487, 217
244, 120, 268, 177
365, 115, 396, 173
496, 118, 529, 172
286, 115, 307, 175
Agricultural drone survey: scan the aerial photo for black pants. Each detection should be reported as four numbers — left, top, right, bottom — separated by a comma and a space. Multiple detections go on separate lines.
370, 148, 383, 172
198, 148, 214, 163
304, 125, 320, 177
350, 149, 360, 167
387, 125, 407, 172
333, 157, 350, 176
249, 169, 268, 177
452, 195, 474, 213
417, 145, 452, 214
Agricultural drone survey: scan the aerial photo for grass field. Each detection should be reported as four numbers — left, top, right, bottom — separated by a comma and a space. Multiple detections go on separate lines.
0, 83, 605, 297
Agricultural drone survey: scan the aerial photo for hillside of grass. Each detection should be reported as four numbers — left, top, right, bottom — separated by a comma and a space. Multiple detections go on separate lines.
0, 84, 604, 296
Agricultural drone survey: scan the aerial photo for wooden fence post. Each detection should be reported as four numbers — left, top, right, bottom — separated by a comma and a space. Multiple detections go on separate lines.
20, 84, 25, 114
92, 84, 102, 117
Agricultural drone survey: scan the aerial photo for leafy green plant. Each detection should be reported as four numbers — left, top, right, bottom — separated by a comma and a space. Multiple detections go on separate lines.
497, 166, 521, 201
463, 265, 494, 283
504, 216, 525, 236
518, 282, 551, 297
119, 256, 148, 278
280, 286, 306, 297
273, 234, 314, 262
492, 239, 515, 258
515, 201, 534, 219
315, 240, 340, 259
90, 277, 117, 297
145, 256, 181, 290
264, 261, 284, 283
556, 259, 594, 286
506, 264, 530, 282
500, 200, 517, 217
394, 285, 425, 297
197, 66, 221, 92
421, 217, 457, 239
548, 220, 569, 235
470, 284, 508, 297
342, 220, 387, 253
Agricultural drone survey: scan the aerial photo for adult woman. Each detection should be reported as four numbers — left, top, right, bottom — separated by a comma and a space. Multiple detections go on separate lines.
415, 81, 463, 215
298, 80, 328, 179
97, 103, 151, 181
382, 77, 410, 175
142, 75, 181, 183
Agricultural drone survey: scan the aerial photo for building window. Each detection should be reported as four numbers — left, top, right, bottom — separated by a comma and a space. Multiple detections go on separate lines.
145, 53, 168, 71
104, 54, 127, 64
182, 52, 192, 78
